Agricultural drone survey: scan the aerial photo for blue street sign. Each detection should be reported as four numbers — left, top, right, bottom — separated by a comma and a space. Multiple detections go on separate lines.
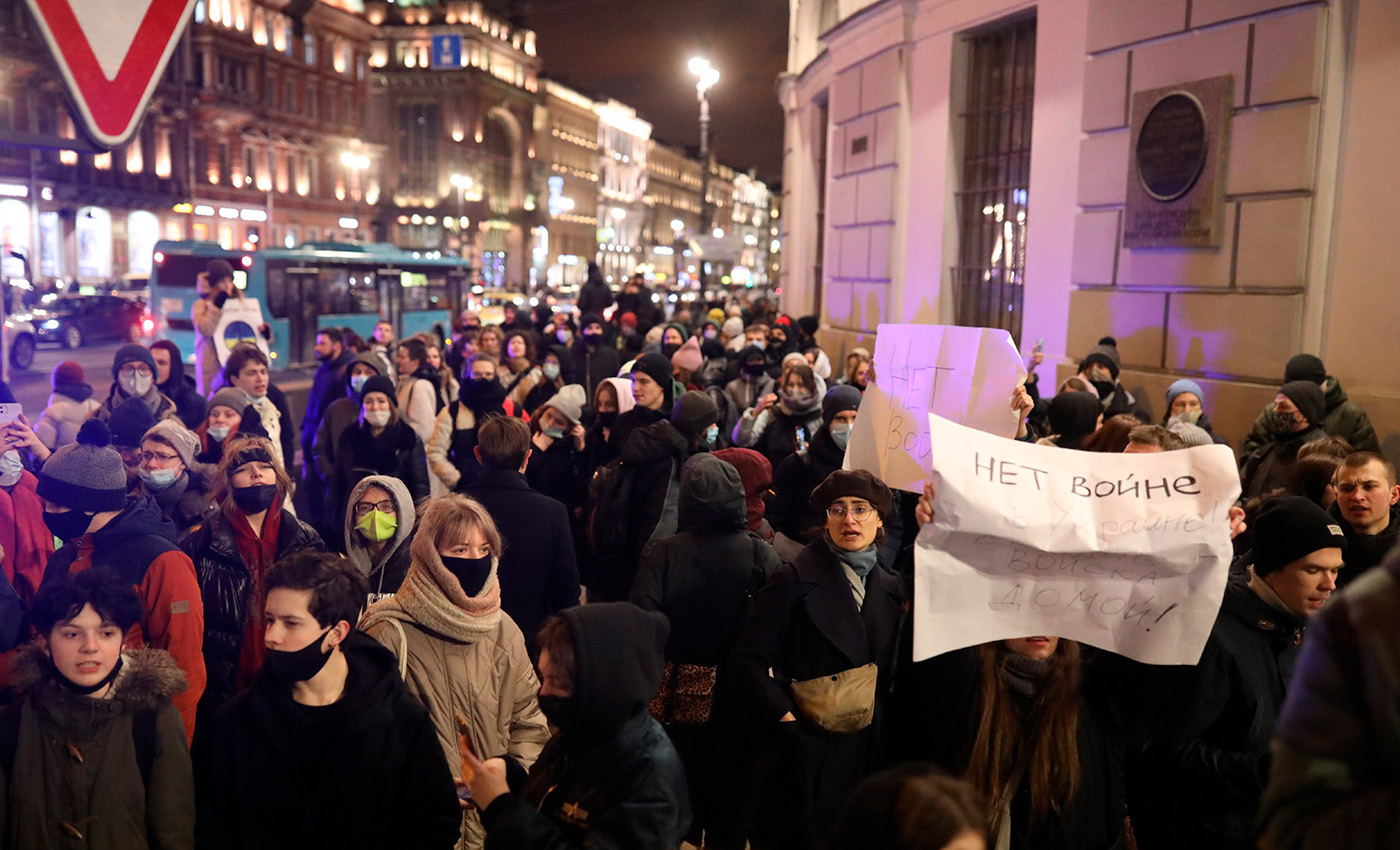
431, 34, 462, 69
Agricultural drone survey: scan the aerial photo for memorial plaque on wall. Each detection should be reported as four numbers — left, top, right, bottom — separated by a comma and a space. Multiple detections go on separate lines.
1123, 76, 1233, 249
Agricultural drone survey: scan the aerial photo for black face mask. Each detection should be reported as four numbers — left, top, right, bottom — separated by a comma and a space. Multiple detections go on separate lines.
48, 653, 124, 695
536, 695, 580, 730
264, 626, 334, 686
661, 343, 681, 359
1264, 409, 1303, 436
441, 555, 492, 597
232, 483, 278, 514
1090, 379, 1116, 400
43, 509, 96, 543
597, 411, 618, 428
583, 333, 602, 347
743, 362, 766, 377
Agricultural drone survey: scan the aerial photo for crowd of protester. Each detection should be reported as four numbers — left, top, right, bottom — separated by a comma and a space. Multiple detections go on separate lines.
0, 258, 1392, 850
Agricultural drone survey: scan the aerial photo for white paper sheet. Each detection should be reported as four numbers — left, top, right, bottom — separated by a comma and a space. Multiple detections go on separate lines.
213, 298, 271, 366
843, 324, 1027, 493
913, 414, 1240, 666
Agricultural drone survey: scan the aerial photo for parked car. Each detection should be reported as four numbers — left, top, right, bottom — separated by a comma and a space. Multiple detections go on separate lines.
31, 294, 152, 349
2, 313, 36, 369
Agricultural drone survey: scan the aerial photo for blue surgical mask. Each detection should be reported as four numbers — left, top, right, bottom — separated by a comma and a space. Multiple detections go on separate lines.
830, 422, 852, 450
139, 466, 180, 490
208, 425, 231, 442
0, 450, 22, 487
542, 426, 565, 440
542, 363, 561, 381
350, 374, 369, 395
704, 424, 719, 446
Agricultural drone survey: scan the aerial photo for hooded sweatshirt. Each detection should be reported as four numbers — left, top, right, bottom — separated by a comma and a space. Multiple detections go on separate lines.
343, 475, 416, 603
632, 456, 781, 666
479, 602, 691, 850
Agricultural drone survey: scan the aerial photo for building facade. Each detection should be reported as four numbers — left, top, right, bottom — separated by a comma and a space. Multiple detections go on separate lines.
539, 81, 600, 288
642, 140, 704, 285
594, 100, 650, 285
780, 0, 1400, 452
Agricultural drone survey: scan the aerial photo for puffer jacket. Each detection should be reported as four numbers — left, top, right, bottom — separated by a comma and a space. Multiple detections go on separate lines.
183, 508, 324, 720
1241, 376, 1380, 457
33, 388, 101, 450
427, 403, 480, 491
361, 549, 550, 850
0, 644, 194, 849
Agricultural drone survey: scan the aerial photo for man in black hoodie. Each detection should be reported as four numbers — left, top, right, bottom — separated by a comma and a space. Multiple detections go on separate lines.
151, 340, 208, 430
195, 552, 460, 850
464, 601, 691, 849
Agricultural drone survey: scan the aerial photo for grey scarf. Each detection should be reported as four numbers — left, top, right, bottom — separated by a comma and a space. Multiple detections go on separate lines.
1001, 652, 1050, 698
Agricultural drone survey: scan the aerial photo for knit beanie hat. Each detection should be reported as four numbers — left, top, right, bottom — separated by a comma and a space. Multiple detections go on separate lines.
619, 311, 638, 329
671, 337, 703, 373
544, 384, 586, 425
797, 315, 819, 338
810, 468, 893, 518
1284, 354, 1327, 385
631, 352, 672, 391
822, 385, 863, 426
52, 360, 85, 388
707, 308, 726, 323
781, 351, 808, 373
359, 375, 398, 407
580, 312, 604, 330
1253, 496, 1347, 576
1167, 421, 1213, 448
670, 390, 719, 437
111, 344, 157, 379
722, 317, 743, 339
208, 387, 248, 415
143, 419, 200, 468
1165, 378, 1205, 410
1080, 337, 1121, 380
37, 419, 129, 512
109, 396, 158, 449
1279, 380, 1326, 428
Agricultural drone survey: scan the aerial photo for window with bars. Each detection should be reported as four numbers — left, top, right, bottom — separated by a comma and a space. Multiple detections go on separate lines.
951, 15, 1035, 341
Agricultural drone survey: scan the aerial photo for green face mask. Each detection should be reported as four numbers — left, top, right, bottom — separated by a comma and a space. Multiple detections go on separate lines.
354, 508, 398, 543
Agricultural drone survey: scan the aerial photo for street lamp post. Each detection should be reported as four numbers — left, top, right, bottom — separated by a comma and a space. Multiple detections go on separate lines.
688, 58, 719, 233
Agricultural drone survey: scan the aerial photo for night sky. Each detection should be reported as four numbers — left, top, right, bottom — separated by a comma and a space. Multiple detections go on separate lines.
515, 0, 789, 186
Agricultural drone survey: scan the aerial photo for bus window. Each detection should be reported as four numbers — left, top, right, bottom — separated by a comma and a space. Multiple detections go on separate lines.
265, 261, 292, 319
400, 270, 449, 312
324, 267, 377, 314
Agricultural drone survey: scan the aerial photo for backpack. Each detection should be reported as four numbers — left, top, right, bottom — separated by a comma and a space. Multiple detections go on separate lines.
0, 700, 159, 790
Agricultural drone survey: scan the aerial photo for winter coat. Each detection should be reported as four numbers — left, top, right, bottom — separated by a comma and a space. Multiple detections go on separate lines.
33, 388, 102, 451
1135, 578, 1304, 850
361, 549, 550, 850
192, 291, 226, 397
0, 645, 194, 850
194, 633, 462, 850
576, 275, 613, 317
232, 385, 297, 477
608, 404, 666, 458
0, 470, 52, 607
428, 402, 481, 491
160, 369, 208, 432
93, 385, 179, 426
478, 603, 691, 850
734, 399, 823, 470
1328, 501, 1400, 588
727, 542, 904, 849
132, 468, 216, 536
630, 455, 780, 667
398, 369, 442, 447
1240, 425, 1326, 500
523, 436, 588, 514
462, 468, 580, 658
576, 342, 621, 401
1259, 553, 1400, 850
768, 427, 848, 544
901, 647, 1128, 850
724, 372, 774, 415
1241, 376, 1380, 458
183, 508, 323, 721
342, 475, 416, 603
325, 420, 430, 530
42, 497, 207, 741
300, 347, 356, 452
312, 396, 360, 483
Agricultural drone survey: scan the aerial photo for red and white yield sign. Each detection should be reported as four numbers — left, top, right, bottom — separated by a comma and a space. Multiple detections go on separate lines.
24, 0, 197, 148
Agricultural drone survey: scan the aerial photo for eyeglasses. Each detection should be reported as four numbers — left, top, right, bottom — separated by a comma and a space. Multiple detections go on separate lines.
119, 364, 153, 377
138, 451, 180, 464
826, 503, 875, 521
353, 500, 396, 516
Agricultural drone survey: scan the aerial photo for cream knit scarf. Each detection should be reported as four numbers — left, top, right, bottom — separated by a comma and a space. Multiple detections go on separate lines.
361, 550, 501, 642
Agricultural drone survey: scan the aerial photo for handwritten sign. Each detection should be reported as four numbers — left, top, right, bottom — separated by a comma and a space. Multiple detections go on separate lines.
844, 324, 1026, 493
213, 297, 270, 366
913, 414, 1240, 666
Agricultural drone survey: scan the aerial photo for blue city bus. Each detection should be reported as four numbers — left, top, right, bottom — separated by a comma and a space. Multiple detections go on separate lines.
148, 241, 469, 369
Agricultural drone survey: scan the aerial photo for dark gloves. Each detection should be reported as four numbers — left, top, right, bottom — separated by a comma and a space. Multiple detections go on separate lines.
212, 290, 229, 309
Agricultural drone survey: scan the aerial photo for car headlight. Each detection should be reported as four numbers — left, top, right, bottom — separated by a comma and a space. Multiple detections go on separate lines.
41, 319, 60, 329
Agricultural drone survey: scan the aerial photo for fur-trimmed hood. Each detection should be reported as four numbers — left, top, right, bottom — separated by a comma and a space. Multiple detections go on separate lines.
12, 642, 188, 712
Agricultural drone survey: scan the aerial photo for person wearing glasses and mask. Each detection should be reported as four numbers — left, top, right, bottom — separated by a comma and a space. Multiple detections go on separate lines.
93, 345, 178, 426
132, 420, 217, 536
342, 475, 416, 607
183, 435, 323, 731
324, 375, 429, 546
730, 469, 904, 850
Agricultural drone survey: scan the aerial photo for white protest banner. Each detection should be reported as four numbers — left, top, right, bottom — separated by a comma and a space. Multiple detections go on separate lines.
844, 324, 1027, 493
913, 414, 1241, 666
213, 298, 271, 366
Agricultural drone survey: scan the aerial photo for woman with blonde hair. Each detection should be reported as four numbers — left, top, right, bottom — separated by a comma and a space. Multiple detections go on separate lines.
182, 433, 324, 726
360, 494, 549, 850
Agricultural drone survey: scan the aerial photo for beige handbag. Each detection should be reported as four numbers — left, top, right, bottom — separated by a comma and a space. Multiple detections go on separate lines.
788, 662, 879, 734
